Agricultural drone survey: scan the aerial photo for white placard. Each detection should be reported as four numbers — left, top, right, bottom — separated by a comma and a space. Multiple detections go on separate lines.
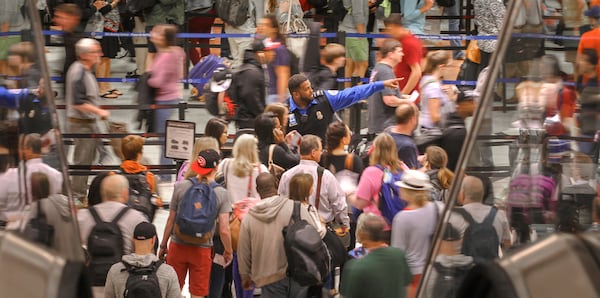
165, 120, 195, 160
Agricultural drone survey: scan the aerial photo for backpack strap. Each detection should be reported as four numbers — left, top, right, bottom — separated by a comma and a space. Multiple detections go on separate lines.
314, 166, 325, 211
120, 259, 164, 273
482, 207, 498, 226
112, 207, 131, 224
88, 206, 102, 225
454, 207, 475, 225
344, 153, 354, 172
291, 201, 301, 224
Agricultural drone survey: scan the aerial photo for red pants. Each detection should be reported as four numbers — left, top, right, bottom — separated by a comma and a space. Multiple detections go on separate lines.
167, 241, 213, 296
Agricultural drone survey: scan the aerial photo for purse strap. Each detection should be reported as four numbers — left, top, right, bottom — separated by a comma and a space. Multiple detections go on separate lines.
344, 153, 354, 171
314, 166, 324, 211
286, 0, 293, 33
268, 144, 276, 166
246, 166, 254, 198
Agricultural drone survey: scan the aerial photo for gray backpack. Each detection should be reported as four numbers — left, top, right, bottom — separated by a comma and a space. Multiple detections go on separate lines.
216, 0, 250, 26
185, 0, 214, 13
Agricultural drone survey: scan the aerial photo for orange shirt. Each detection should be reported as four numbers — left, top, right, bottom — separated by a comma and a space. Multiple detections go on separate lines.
578, 27, 600, 77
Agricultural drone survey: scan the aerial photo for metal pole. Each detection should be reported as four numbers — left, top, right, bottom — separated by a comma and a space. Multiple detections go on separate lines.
417, 0, 524, 295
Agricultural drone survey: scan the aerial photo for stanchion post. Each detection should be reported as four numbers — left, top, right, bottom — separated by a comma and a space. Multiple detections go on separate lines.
178, 101, 187, 121
349, 76, 362, 135
183, 16, 190, 90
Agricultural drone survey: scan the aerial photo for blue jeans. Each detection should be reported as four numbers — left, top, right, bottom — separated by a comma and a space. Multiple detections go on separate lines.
232, 253, 254, 298
154, 99, 179, 181
443, 1, 464, 59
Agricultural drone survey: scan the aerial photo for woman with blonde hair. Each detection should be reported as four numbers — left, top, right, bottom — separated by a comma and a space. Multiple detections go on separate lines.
352, 133, 404, 217
217, 134, 268, 298
421, 146, 454, 202
218, 134, 268, 204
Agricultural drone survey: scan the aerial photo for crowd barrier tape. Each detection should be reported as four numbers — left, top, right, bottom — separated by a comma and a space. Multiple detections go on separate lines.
0, 30, 584, 42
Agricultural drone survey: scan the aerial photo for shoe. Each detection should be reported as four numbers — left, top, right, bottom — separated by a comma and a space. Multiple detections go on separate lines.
108, 89, 123, 96
99, 91, 119, 99
126, 70, 140, 79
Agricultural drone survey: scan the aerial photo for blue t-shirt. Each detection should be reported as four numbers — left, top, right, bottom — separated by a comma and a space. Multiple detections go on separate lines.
267, 44, 290, 95
390, 132, 419, 169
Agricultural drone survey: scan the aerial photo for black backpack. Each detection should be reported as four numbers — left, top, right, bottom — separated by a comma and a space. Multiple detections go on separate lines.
432, 261, 473, 298
87, 206, 129, 286
121, 260, 163, 298
216, 0, 249, 26
126, 0, 157, 14
283, 201, 331, 286
121, 169, 155, 221
327, 0, 348, 22
23, 199, 55, 247
455, 207, 500, 263
308, 0, 328, 8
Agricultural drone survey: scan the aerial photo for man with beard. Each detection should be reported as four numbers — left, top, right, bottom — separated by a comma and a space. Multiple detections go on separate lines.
285, 74, 400, 141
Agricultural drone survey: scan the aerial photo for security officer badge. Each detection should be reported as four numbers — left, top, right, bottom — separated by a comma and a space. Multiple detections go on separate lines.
316, 111, 323, 120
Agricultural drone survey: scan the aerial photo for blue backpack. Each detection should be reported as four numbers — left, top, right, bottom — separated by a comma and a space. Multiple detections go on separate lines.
375, 165, 406, 224
174, 178, 221, 244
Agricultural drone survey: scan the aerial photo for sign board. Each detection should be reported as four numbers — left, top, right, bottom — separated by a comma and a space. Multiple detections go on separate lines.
165, 120, 195, 160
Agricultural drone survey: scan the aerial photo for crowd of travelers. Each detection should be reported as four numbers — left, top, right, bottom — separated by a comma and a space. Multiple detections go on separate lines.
2, 0, 600, 297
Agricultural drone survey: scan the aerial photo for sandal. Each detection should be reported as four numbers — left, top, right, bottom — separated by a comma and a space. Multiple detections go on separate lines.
99, 91, 118, 99
108, 89, 123, 96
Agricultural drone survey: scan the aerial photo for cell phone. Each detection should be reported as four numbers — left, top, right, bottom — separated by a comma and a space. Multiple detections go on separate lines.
290, 131, 302, 147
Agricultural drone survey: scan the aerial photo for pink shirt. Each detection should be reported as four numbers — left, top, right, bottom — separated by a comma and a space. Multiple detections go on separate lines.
355, 166, 384, 216
148, 47, 184, 101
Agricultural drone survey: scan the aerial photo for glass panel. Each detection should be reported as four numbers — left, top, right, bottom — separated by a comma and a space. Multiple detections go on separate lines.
0, 0, 82, 260
420, 0, 600, 295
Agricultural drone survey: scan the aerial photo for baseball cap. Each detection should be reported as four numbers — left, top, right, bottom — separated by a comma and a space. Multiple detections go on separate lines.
210, 67, 232, 92
395, 170, 432, 191
133, 222, 157, 241
263, 38, 281, 51
191, 149, 221, 176
585, 5, 600, 18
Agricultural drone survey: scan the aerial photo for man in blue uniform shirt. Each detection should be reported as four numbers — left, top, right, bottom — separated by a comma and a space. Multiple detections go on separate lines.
286, 74, 400, 140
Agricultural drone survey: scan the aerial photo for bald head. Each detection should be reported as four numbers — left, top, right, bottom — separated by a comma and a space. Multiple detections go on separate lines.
395, 103, 417, 125
100, 174, 129, 203
256, 172, 278, 199
461, 176, 484, 203
356, 213, 388, 244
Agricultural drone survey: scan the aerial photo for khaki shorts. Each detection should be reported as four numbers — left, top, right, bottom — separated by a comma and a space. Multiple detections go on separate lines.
345, 37, 369, 62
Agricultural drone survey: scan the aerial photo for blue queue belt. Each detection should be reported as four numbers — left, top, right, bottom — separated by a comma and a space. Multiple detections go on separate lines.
0, 30, 583, 41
